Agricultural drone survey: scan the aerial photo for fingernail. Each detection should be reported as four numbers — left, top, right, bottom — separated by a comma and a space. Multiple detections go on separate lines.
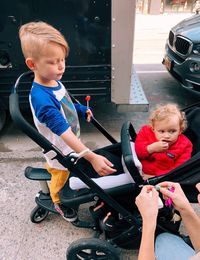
155, 185, 161, 191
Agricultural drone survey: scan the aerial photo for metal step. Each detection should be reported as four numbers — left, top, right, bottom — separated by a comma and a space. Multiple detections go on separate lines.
117, 65, 149, 112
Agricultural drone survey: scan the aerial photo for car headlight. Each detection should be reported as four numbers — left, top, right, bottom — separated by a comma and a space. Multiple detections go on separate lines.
193, 44, 200, 55
189, 62, 200, 72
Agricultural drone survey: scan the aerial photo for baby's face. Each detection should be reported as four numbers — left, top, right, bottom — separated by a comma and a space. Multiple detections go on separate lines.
153, 115, 181, 145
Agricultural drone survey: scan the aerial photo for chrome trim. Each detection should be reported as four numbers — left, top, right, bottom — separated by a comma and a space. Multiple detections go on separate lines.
168, 33, 193, 58
175, 35, 193, 57
186, 79, 200, 86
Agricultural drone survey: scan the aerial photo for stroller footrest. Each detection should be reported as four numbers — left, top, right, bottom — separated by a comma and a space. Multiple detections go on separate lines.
25, 166, 51, 181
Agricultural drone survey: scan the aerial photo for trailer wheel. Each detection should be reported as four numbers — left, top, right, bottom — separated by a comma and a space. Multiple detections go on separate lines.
30, 205, 49, 223
0, 109, 6, 132
66, 238, 121, 260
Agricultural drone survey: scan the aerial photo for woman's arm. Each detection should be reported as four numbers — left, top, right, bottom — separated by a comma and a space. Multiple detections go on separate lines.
136, 186, 159, 260
159, 182, 200, 252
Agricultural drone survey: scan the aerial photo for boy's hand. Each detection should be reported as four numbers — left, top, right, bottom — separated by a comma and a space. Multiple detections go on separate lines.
90, 153, 116, 176
86, 109, 93, 122
147, 140, 169, 154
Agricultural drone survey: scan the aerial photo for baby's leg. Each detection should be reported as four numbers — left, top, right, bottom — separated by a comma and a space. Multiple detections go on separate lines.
142, 173, 155, 180
70, 172, 135, 190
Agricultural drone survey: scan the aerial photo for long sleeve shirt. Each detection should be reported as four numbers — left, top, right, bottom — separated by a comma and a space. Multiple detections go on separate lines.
29, 81, 87, 170
135, 125, 193, 176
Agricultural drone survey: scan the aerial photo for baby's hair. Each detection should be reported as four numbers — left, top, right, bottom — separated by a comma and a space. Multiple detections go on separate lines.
19, 21, 69, 59
149, 103, 187, 132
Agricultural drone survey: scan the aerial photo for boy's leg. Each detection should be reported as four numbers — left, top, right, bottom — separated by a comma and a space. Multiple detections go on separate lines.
46, 165, 77, 222
46, 165, 69, 204
155, 232, 195, 260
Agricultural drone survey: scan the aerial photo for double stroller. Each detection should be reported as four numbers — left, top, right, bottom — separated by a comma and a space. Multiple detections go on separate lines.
9, 71, 200, 259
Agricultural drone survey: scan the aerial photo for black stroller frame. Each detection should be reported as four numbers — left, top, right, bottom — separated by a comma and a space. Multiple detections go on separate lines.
9, 71, 200, 259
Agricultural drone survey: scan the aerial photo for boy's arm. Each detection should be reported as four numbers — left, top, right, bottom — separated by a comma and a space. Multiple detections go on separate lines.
31, 91, 115, 175
74, 103, 93, 122
60, 128, 116, 176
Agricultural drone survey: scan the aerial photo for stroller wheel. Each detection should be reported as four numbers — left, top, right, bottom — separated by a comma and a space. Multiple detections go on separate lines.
30, 205, 49, 223
66, 238, 121, 260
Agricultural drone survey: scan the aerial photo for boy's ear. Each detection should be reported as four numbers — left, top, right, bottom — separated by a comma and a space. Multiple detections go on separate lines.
25, 58, 36, 70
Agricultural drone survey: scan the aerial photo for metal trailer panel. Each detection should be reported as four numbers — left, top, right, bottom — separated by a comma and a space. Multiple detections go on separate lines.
111, 0, 149, 111
0, 0, 148, 113
0, 0, 111, 108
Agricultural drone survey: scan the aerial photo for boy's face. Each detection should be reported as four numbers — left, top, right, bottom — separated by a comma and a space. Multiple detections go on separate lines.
26, 42, 66, 86
153, 115, 181, 145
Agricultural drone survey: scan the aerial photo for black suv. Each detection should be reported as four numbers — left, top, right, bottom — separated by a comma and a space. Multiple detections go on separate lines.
163, 13, 200, 94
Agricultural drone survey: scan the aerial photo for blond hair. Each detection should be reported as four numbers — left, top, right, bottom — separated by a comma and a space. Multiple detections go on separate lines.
149, 103, 187, 132
19, 21, 69, 59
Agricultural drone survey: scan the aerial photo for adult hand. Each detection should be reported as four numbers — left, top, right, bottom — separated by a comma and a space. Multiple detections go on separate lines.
196, 183, 200, 204
158, 181, 192, 213
90, 153, 117, 176
136, 185, 159, 223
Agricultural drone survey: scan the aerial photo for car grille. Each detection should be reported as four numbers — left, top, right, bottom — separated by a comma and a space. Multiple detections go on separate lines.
168, 47, 185, 63
168, 30, 192, 56
169, 31, 174, 47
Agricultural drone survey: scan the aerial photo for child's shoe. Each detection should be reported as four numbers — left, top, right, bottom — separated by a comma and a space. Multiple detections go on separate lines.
54, 203, 77, 222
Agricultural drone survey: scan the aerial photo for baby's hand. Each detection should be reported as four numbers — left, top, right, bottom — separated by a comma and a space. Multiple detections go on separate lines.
147, 140, 169, 153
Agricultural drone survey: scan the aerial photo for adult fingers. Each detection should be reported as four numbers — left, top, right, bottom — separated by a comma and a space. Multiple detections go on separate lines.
159, 187, 174, 198
140, 185, 154, 194
196, 183, 200, 192
158, 181, 180, 190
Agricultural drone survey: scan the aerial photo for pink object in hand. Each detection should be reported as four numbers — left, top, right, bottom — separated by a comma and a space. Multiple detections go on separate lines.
165, 187, 175, 207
